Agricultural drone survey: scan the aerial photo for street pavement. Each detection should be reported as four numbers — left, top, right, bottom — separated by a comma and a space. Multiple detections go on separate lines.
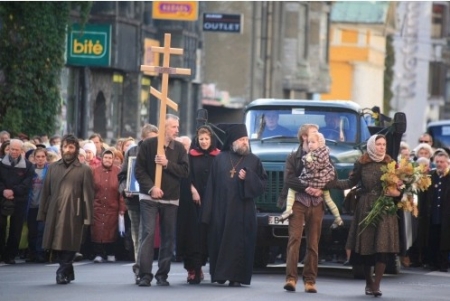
1, 259, 450, 301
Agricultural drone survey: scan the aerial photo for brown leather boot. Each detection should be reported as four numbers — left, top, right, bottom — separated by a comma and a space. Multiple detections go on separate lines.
304, 282, 317, 293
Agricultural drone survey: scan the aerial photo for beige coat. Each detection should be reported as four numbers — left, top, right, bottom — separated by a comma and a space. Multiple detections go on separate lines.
37, 159, 94, 252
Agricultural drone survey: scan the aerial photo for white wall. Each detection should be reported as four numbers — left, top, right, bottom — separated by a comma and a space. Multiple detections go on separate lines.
391, 2, 432, 148
352, 62, 384, 110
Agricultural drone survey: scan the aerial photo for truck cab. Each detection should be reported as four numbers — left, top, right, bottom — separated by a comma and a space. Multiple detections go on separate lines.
245, 98, 404, 276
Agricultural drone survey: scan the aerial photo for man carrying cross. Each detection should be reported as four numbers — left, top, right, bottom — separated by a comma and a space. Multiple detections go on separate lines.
134, 114, 189, 287
201, 124, 267, 286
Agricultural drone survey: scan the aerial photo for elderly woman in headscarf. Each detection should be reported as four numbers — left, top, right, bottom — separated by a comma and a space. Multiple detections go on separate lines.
325, 134, 399, 297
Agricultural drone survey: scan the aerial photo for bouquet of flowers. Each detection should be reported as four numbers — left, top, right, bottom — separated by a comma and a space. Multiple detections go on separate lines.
359, 158, 432, 234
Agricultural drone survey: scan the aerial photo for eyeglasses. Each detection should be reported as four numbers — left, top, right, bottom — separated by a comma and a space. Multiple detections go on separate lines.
419, 140, 430, 143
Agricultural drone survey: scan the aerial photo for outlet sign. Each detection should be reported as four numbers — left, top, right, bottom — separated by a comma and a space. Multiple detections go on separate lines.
67, 24, 111, 67
203, 13, 242, 34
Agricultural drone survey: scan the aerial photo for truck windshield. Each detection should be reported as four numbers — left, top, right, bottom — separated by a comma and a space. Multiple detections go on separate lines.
245, 107, 369, 143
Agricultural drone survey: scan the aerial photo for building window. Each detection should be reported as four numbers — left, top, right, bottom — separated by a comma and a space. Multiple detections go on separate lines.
432, 4, 447, 39
429, 62, 447, 97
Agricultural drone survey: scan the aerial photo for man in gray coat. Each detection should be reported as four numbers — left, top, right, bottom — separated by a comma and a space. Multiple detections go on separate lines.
37, 134, 94, 285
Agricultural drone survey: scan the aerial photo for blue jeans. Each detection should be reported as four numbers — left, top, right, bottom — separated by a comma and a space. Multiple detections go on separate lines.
138, 200, 177, 280
126, 201, 141, 262
27, 207, 45, 257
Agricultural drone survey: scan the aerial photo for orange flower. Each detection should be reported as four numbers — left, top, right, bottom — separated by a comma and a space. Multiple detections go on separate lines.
362, 158, 432, 232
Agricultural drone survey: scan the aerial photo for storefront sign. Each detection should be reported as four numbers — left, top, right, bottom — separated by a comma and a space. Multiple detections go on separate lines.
67, 24, 111, 67
203, 13, 242, 33
152, 1, 198, 21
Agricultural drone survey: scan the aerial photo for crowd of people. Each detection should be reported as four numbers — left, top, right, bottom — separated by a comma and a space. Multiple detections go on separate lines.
0, 130, 141, 267
0, 118, 449, 296
0, 115, 268, 288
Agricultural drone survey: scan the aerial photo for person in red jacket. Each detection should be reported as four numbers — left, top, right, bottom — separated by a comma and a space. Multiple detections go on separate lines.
91, 150, 125, 263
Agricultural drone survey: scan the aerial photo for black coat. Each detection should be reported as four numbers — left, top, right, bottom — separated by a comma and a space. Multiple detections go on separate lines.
134, 138, 189, 199
201, 151, 267, 285
0, 154, 35, 204
418, 170, 450, 250
176, 147, 219, 269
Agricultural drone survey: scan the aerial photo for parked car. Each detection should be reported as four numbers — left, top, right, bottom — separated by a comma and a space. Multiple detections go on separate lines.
427, 120, 450, 148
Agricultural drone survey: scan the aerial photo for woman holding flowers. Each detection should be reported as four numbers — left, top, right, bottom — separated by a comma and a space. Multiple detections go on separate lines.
326, 134, 399, 297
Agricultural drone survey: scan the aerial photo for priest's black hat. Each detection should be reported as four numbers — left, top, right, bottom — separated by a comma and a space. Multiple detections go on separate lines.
216, 123, 248, 150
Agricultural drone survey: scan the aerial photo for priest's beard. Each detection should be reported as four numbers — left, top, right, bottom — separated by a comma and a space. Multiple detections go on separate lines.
232, 142, 250, 156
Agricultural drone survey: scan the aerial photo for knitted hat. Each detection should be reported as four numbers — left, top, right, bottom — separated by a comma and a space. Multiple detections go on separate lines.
78, 148, 86, 158
83, 142, 97, 156
414, 143, 433, 157
25, 149, 34, 160
46, 146, 59, 154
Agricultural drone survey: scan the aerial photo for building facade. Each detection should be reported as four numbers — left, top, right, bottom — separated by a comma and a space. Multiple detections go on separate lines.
59, 1, 332, 140
391, 1, 450, 147
321, 1, 396, 110
62, 1, 203, 142
202, 1, 332, 124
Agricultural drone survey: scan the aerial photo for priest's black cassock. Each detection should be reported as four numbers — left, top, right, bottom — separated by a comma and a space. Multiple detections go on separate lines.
201, 138, 267, 285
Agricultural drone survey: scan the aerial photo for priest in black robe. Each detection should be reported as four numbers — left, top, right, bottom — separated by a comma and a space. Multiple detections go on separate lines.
201, 124, 267, 286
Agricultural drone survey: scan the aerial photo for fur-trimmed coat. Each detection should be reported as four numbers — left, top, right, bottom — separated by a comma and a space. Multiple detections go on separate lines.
327, 153, 400, 255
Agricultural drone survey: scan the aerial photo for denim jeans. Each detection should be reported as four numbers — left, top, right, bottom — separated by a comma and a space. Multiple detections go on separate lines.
285, 201, 324, 284
126, 201, 141, 262
27, 207, 45, 257
138, 200, 177, 280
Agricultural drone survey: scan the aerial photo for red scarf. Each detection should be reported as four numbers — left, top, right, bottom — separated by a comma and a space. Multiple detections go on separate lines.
189, 148, 220, 157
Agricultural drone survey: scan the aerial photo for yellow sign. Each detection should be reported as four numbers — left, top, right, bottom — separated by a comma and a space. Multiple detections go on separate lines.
152, 1, 198, 21
143, 39, 161, 76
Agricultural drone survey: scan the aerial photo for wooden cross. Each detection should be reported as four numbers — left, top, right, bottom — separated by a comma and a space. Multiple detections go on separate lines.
140, 33, 191, 189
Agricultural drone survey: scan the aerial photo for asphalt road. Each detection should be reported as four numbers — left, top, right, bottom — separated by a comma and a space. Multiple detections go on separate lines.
1, 260, 449, 301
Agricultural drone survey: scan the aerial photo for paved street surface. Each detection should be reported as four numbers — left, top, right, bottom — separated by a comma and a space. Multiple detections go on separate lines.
1, 260, 449, 301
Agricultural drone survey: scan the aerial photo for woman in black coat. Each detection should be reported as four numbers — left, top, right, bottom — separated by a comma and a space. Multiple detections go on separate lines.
176, 125, 220, 284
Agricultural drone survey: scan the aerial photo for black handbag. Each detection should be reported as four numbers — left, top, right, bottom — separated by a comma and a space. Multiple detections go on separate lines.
0, 198, 15, 216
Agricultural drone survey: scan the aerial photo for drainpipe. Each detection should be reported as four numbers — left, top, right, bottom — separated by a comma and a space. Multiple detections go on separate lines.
81, 66, 89, 139
250, 2, 257, 102
261, 2, 268, 98
265, 2, 273, 97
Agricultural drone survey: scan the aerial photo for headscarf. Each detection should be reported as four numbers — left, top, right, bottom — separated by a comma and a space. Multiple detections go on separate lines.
366, 134, 385, 162
190, 125, 220, 156
101, 149, 114, 170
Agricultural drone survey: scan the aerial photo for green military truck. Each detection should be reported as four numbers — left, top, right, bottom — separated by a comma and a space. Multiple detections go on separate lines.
244, 99, 406, 277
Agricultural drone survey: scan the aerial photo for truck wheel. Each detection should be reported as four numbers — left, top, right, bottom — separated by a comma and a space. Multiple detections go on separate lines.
352, 264, 364, 279
254, 247, 270, 268
385, 255, 401, 274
